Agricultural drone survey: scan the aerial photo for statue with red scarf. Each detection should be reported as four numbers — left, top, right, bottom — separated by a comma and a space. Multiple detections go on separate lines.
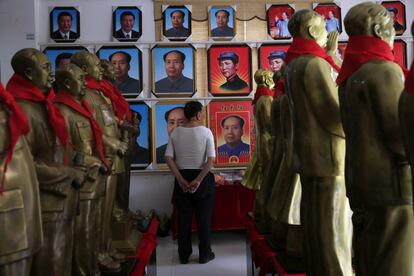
338, 4, 414, 275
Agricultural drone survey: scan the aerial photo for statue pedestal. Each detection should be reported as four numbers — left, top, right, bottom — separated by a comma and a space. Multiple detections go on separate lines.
112, 212, 142, 256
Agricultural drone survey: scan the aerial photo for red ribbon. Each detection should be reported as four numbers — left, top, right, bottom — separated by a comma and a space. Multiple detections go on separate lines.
7, 74, 69, 164
0, 82, 30, 194
336, 36, 408, 86
406, 63, 414, 95
54, 91, 108, 169
85, 76, 131, 123
252, 86, 275, 105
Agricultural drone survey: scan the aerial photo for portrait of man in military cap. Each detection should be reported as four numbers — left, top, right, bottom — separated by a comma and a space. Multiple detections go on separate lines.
381, 1, 406, 36
258, 43, 290, 74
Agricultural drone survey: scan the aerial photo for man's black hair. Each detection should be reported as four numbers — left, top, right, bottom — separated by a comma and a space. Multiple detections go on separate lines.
55, 52, 73, 68
163, 50, 186, 63
164, 107, 184, 122
221, 115, 245, 128
109, 51, 132, 64
58, 11, 72, 21
184, 101, 203, 120
170, 10, 185, 19
215, 9, 230, 18
120, 11, 135, 20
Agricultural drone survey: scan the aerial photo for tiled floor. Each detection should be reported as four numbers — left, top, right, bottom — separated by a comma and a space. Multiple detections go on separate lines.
156, 231, 249, 276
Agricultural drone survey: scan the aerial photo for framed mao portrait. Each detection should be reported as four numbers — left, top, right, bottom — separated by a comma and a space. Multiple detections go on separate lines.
129, 102, 151, 169
162, 5, 192, 41
313, 2, 342, 34
393, 39, 407, 68
49, 7, 80, 43
151, 44, 196, 97
381, 1, 406, 36
112, 6, 142, 42
96, 45, 143, 98
266, 4, 295, 40
209, 6, 236, 40
42, 46, 87, 72
208, 44, 252, 96
208, 100, 255, 167
258, 43, 290, 74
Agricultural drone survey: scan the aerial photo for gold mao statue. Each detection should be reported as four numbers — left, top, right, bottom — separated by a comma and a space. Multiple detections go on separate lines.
285, 11, 352, 275
71, 51, 128, 273
6, 48, 86, 276
339, 4, 414, 275
0, 82, 42, 276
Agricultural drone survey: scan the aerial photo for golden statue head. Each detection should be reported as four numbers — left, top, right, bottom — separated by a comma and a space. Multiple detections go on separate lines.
100, 59, 116, 81
11, 48, 53, 93
254, 68, 275, 89
55, 63, 87, 99
71, 51, 103, 81
288, 10, 328, 47
344, 2, 395, 48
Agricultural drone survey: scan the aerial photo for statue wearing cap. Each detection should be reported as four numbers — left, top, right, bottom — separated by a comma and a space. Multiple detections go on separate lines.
218, 51, 248, 91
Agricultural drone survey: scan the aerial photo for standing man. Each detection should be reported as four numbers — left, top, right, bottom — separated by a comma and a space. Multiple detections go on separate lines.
275, 12, 290, 37
218, 52, 248, 91
109, 51, 140, 94
164, 10, 190, 38
155, 50, 193, 93
51, 11, 79, 41
115, 11, 140, 40
217, 115, 250, 161
325, 10, 340, 32
211, 9, 234, 37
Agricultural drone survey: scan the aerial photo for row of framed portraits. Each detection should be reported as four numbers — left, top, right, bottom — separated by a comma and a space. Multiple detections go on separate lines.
43, 38, 409, 98
48, 1, 407, 43
129, 100, 255, 170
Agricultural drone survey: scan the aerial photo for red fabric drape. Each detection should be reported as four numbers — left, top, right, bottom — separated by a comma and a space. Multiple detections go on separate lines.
252, 86, 275, 105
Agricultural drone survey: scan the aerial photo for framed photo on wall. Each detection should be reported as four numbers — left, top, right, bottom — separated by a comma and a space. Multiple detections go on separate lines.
96, 45, 143, 98
151, 44, 196, 97
207, 44, 252, 96
49, 6, 80, 43
162, 5, 192, 41
112, 6, 142, 42
266, 4, 295, 40
313, 2, 342, 33
258, 43, 290, 74
208, 100, 255, 167
393, 39, 407, 68
381, 1, 406, 36
209, 6, 236, 40
42, 46, 87, 72
337, 41, 348, 61
129, 101, 151, 169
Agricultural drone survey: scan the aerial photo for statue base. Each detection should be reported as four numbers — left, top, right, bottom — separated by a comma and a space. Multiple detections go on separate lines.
112, 211, 142, 256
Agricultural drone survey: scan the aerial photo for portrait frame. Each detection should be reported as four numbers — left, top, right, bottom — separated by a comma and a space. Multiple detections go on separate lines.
96, 45, 143, 98
380, 1, 406, 36
208, 5, 236, 41
313, 2, 343, 34
393, 39, 407, 68
129, 101, 152, 170
162, 5, 192, 41
112, 6, 142, 42
207, 44, 252, 97
151, 44, 196, 98
258, 43, 290, 74
337, 41, 348, 61
49, 6, 80, 43
42, 46, 88, 72
208, 99, 255, 167
266, 4, 295, 40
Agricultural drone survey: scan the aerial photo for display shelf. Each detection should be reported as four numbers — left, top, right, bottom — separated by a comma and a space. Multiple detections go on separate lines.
130, 166, 247, 175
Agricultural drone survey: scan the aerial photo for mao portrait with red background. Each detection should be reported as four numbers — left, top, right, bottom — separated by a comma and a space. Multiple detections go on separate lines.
313, 3, 342, 33
266, 4, 295, 40
381, 1, 406, 36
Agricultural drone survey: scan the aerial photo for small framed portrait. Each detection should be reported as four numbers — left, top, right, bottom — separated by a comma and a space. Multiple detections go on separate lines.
162, 5, 192, 41
49, 7, 80, 43
42, 46, 87, 72
258, 43, 290, 74
208, 100, 255, 167
129, 101, 151, 169
96, 45, 143, 98
151, 44, 196, 97
393, 39, 407, 68
337, 42, 348, 61
209, 6, 236, 40
208, 44, 252, 96
112, 6, 142, 42
381, 1, 406, 36
313, 2, 342, 33
266, 4, 295, 40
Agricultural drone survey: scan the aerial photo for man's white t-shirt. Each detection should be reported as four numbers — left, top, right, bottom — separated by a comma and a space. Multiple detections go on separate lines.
165, 126, 216, 169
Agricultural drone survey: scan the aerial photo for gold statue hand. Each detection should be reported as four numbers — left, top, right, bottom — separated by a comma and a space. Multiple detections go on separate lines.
326, 31, 339, 55
66, 166, 87, 189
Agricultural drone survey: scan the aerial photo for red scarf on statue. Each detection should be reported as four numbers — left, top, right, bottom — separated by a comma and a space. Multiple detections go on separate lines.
252, 86, 275, 105
0, 83, 30, 193
336, 36, 408, 86
275, 37, 340, 94
6, 74, 69, 163
405, 63, 414, 95
85, 76, 131, 122
55, 91, 108, 169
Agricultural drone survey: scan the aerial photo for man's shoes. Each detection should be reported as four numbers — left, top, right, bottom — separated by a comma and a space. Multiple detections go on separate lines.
179, 250, 192, 264
199, 251, 215, 264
